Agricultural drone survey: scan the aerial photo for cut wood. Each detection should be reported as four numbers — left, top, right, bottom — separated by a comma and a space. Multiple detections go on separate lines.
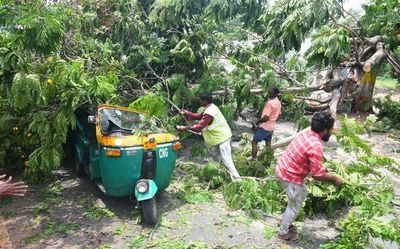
305, 103, 330, 111
296, 97, 332, 104
271, 127, 310, 149
212, 85, 323, 96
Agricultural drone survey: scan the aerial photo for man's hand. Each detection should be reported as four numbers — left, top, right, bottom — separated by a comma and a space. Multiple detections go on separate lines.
176, 125, 188, 131
251, 121, 258, 132
0, 174, 11, 183
313, 173, 343, 187
332, 175, 343, 187
180, 110, 188, 115
0, 175, 28, 197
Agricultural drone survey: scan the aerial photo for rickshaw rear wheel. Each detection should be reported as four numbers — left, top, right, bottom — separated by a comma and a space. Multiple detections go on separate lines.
141, 197, 159, 225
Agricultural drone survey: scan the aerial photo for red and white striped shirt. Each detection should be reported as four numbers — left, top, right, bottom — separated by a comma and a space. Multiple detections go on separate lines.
276, 129, 326, 186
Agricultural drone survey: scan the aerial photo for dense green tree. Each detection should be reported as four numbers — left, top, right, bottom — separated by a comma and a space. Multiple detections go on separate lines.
0, 0, 399, 182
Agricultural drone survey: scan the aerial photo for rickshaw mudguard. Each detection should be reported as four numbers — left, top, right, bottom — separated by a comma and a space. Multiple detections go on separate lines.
135, 179, 158, 201
75, 144, 83, 163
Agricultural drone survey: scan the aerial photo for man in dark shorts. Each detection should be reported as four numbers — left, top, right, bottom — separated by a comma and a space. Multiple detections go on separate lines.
249, 87, 281, 160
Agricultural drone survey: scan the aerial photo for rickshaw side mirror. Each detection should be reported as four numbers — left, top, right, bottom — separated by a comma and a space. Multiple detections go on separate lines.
88, 115, 96, 124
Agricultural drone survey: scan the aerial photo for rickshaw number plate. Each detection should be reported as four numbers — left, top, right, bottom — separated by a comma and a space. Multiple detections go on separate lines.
143, 141, 157, 149
126, 150, 137, 156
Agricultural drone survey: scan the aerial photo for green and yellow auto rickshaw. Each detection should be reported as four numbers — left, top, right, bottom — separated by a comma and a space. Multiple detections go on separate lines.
74, 105, 181, 224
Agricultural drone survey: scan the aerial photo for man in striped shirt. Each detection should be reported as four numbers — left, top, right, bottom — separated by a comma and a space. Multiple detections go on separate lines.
276, 111, 343, 242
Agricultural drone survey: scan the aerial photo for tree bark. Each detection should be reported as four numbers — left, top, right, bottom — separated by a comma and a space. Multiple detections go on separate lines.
329, 88, 341, 121
353, 42, 388, 112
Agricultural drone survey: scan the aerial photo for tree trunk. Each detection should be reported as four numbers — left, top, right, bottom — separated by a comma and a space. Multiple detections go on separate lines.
211, 38, 396, 121
353, 42, 388, 112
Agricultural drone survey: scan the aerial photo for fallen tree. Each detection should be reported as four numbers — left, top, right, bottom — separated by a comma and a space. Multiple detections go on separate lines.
212, 35, 399, 119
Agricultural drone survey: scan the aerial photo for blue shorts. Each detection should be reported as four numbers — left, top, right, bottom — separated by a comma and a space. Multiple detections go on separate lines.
253, 128, 273, 143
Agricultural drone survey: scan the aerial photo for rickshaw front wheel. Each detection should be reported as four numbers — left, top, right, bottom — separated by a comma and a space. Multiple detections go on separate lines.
141, 197, 159, 225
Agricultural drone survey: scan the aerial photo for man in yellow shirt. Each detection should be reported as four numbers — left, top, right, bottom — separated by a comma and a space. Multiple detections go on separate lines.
176, 92, 241, 181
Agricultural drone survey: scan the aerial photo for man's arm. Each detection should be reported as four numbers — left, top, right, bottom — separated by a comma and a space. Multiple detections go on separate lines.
308, 145, 343, 187
188, 114, 213, 132
256, 115, 269, 125
181, 110, 203, 120
176, 114, 213, 132
256, 102, 272, 125
313, 174, 342, 187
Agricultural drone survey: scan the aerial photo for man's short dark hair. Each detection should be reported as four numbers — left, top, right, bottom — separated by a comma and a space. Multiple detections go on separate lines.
311, 111, 334, 133
198, 92, 213, 104
269, 86, 280, 95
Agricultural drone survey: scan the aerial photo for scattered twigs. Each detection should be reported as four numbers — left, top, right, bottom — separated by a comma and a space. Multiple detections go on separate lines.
387, 54, 400, 74
241, 176, 276, 182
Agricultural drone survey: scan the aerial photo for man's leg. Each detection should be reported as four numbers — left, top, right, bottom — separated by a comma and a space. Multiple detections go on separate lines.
219, 139, 241, 180
278, 179, 308, 239
265, 130, 273, 149
251, 140, 258, 159
251, 128, 266, 160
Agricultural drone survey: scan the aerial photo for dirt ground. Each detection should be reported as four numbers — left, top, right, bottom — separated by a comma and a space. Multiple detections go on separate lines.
1, 90, 400, 249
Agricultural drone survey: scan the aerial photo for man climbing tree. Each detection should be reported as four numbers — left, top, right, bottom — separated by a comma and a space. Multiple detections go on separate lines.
176, 92, 242, 182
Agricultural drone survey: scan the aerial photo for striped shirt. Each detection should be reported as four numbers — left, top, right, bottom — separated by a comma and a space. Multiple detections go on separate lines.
276, 129, 326, 186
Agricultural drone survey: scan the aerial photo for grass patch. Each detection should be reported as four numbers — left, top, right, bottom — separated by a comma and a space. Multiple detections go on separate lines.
33, 204, 50, 217
1, 210, 17, 218
124, 235, 146, 248
0, 197, 14, 208
113, 224, 127, 235
123, 236, 213, 249
231, 215, 252, 225
84, 204, 114, 219
100, 244, 112, 249
41, 182, 64, 204
179, 181, 214, 204
155, 240, 212, 248
24, 233, 41, 244
375, 77, 397, 90
263, 225, 277, 240
43, 221, 78, 235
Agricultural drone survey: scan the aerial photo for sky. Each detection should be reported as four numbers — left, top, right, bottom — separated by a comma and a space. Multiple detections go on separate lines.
343, 0, 365, 11
299, 0, 366, 54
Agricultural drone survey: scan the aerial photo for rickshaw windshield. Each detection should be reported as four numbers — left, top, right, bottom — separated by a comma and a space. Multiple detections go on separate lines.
98, 108, 146, 135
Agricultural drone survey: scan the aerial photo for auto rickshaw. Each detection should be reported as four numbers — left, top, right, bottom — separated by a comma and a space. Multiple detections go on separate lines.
74, 105, 181, 224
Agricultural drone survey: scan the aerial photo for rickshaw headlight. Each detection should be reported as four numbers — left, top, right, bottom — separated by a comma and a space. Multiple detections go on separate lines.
136, 180, 149, 193
172, 142, 182, 151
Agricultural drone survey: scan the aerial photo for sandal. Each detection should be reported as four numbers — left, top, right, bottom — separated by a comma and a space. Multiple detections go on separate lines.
289, 225, 298, 233
277, 232, 302, 243
276, 223, 298, 233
